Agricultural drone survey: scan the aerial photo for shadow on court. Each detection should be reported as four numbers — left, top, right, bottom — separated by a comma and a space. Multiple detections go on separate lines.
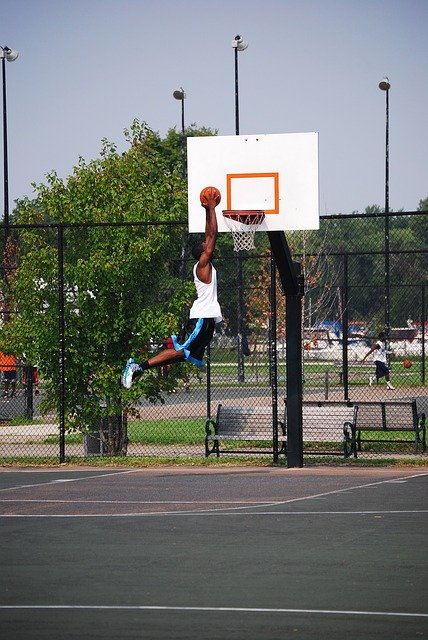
0, 465, 427, 639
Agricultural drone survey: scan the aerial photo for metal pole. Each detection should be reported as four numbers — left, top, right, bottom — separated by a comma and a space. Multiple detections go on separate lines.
269, 251, 279, 462
1, 55, 9, 233
341, 252, 349, 400
25, 365, 34, 419
234, 46, 240, 135
206, 343, 211, 420
181, 95, 185, 178
422, 285, 426, 386
285, 263, 304, 468
1, 47, 18, 236
57, 225, 66, 463
234, 38, 245, 382
379, 79, 391, 353
384, 87, 390, 349
173, 88, 186, 178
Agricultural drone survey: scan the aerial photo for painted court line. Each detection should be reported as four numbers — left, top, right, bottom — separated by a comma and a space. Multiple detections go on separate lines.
0, 498, 276, 504
0, 469, 138, 492
1, 509, 427, 518
0, 472, 426, 519
0, 605, 426, 619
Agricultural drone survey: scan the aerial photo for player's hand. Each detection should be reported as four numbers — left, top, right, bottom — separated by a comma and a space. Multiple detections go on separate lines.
200, 194, 218, 209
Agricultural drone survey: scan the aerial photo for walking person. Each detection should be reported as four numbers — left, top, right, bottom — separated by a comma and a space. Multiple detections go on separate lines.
362, 331, 395, 390
122, 189, 222, 389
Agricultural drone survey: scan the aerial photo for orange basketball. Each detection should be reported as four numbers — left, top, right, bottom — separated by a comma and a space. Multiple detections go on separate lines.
403, 359, 413, 368
200, 186, 221, 206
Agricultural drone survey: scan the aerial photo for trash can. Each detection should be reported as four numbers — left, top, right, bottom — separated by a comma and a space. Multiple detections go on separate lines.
84, 426, 107, 456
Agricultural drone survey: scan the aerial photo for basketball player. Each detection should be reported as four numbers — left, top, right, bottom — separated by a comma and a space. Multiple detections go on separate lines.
361, 331, 395, 390
122, 191, 222, 389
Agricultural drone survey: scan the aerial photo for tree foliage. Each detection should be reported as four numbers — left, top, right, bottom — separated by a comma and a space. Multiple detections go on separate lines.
0, 120, 217, 441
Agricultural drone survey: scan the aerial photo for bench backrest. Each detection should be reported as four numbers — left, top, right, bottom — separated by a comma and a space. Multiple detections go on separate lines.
216, 405, 274, 437
355, 400, 417, 431
297, 401, 358, 436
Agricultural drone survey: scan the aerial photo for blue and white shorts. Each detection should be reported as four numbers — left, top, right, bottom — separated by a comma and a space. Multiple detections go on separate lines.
171, 318, 216, 366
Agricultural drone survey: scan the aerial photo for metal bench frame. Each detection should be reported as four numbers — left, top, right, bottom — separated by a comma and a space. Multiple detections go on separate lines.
354, 400, 426, 454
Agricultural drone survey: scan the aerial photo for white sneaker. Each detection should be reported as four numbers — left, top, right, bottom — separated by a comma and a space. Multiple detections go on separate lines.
122, 358, 142, 389
387, 384, 395, 390
369, 375, 375, 386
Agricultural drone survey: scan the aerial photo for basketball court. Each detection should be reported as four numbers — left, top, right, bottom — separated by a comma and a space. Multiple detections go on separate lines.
0, 465, 427, 639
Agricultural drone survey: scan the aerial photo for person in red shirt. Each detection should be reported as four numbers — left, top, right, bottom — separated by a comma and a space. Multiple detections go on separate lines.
0, 352, 17, 398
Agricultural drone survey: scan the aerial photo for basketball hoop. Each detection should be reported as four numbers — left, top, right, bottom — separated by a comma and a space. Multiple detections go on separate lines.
222, 210, 265, 251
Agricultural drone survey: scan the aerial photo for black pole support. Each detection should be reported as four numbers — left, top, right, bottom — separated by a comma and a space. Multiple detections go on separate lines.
268, 231, 304, 468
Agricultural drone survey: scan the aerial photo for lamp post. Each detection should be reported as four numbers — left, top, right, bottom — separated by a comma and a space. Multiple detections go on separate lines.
173, 87, 186, 178
232, 35, 248, 383
232, 35, 248, 136
379, 77, 391, 349
1, 45, 18, 236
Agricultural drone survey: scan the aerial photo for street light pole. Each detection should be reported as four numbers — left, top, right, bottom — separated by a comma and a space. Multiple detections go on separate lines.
379, 77, 391, 349
1, 46, 18, 236
173, 87, 186, 178
232, 35, 248, 135
232, 35, 248, 383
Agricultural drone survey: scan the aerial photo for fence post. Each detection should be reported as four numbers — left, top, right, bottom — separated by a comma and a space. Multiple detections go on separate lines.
57, 225, 65, 463
25, 365, 34, 419
206, 343, 211, 420
341, 252, 349, 400
422, 284, 426, 385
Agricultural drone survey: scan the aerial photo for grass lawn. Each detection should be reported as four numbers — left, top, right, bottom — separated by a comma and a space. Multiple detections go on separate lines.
43, 418, 205, 446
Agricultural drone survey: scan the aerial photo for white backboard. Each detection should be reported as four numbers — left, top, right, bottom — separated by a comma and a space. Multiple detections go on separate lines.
187, 132, 319, 233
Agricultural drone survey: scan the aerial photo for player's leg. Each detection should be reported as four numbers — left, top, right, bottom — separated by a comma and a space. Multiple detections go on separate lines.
122, 349, 185, 389
376, 361, 395, 389
122, 348, 185, 389
122, 319, 215, 389
384, 367, 395, 390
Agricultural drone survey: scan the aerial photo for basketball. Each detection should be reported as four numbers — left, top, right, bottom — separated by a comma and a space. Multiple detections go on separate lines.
403, 359, 413, 368
200, 186, 221, 206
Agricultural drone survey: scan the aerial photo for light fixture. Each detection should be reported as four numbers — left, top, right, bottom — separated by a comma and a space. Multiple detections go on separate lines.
232, 35, 248, 51
173, 88, 186, 101
378, 77, 390, 91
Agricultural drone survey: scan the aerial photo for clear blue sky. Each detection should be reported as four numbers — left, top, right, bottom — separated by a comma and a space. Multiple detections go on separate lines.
2, 0, 427, 216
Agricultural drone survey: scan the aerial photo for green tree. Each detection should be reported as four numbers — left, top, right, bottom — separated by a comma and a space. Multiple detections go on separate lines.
0, 120, 216, 454
418, 196, 428, 212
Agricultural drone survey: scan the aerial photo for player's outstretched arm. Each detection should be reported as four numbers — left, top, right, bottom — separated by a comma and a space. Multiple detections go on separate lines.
362, 343, 375, 362
197, 194, 218, 283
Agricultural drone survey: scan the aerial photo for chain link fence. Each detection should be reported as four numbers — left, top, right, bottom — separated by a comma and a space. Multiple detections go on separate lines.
0, 211, 426, 463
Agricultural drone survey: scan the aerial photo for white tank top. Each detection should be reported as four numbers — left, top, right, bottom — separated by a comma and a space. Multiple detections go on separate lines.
189, 263, 222, 323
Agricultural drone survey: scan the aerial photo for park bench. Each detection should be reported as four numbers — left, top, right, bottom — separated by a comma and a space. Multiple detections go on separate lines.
205, 401, 358, 459
354, 400, 426, 454
205, 404, 286, 457
286, 400, 358, 458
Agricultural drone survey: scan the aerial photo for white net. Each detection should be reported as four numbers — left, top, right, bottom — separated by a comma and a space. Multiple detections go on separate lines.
222, 211, 265, 251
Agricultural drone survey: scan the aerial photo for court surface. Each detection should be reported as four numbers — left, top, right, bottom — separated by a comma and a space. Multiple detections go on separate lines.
0, 465, 427, 639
